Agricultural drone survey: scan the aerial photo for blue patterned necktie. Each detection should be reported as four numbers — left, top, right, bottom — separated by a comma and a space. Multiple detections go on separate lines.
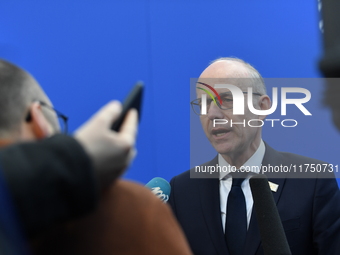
225, 172, 247, 255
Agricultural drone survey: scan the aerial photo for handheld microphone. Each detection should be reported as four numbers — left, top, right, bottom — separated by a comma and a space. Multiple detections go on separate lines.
249, 174, 291, 255
145, 177, 171, 203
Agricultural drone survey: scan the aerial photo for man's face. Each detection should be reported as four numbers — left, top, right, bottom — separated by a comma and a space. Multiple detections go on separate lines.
196, 61, 268, 161
197, 83, 262, 157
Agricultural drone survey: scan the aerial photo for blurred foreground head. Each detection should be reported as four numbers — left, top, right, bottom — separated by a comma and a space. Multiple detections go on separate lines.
0, 59, 60, 142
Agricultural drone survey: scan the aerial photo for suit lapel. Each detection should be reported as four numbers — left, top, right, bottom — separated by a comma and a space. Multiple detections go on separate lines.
198, 145, 288, 255
261, 144, 287, 204
244, 143, 287, 255
198, 157, 230, 255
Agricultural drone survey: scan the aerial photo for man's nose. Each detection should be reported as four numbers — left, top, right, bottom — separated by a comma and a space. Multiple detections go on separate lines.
207, 102, 225, 120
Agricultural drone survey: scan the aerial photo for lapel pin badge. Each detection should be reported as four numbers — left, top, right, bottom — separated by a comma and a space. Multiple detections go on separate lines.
268, 181, 279, 192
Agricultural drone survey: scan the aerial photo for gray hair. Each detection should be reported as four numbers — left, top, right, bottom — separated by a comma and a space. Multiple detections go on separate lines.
210, 57, 267, 95
0, 59, 55, 137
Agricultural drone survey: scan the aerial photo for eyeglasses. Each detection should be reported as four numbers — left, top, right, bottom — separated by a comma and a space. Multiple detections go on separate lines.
25, 101, 69, 134
190, 91, 262, 116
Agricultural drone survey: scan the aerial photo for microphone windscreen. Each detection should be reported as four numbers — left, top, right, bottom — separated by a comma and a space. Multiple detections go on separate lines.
145, 177, 171, 202
249, 174, 291, 255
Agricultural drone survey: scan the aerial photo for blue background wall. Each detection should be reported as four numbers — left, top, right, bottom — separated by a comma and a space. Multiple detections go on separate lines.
1, 0, 338, 184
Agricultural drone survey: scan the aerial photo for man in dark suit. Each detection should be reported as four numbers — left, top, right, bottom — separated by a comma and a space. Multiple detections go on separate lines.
169, 57, 340, 254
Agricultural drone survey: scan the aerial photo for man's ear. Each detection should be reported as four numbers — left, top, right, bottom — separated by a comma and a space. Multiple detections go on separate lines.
258, 95, 271, 121
27, 102, 52, 139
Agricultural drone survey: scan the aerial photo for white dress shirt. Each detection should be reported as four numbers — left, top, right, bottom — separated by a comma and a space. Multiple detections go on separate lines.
219, 140, 265, 232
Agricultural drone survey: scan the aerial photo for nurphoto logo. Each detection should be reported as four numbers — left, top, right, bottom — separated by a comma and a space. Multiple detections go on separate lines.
197, 82, 312, 128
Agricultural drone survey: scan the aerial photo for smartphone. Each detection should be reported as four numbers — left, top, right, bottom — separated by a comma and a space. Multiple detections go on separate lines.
111, 82, 144, 131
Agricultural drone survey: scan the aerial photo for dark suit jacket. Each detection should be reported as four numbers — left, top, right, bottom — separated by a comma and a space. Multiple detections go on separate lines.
169, 144, 340, 255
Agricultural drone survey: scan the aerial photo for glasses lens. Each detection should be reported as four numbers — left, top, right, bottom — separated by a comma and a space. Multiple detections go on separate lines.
219, 94, 233, 109
191, 100, 202, 115
191, 92, 261, 115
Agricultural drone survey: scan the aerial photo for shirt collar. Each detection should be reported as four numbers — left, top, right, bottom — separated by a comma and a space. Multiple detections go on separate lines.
219, 140, 266, 180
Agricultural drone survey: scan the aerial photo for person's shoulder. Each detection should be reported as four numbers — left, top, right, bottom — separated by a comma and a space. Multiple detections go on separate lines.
265, 143, 336, 179
265, 142, 328, 164
279, 151, 328, 164
171, 169, 191, 182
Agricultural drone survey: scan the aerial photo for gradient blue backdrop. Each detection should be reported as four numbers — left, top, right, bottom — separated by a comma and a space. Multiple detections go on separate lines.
1, 0, 338, 185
